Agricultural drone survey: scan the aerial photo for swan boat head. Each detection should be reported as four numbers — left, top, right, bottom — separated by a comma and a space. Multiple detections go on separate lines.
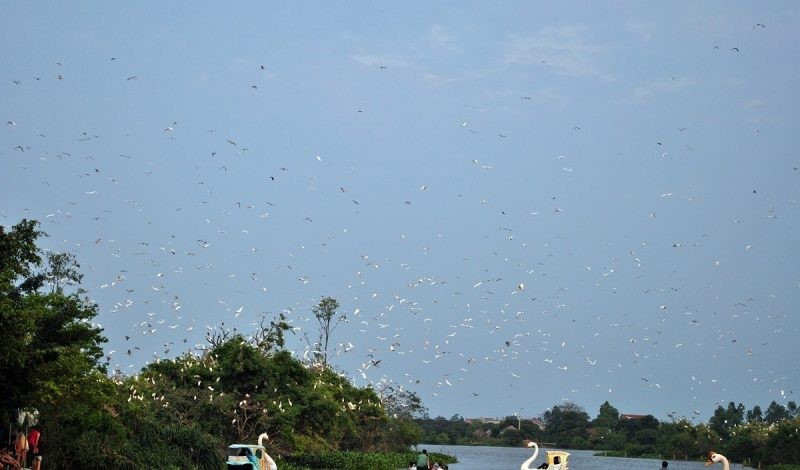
705, 451, 729, 468
520, 441, 539, 470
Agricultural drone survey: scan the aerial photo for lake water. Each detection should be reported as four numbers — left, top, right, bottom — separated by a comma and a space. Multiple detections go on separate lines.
415, 445, 753, 470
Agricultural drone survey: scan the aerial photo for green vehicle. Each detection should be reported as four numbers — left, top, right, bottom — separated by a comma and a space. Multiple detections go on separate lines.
226, 433, 277, 470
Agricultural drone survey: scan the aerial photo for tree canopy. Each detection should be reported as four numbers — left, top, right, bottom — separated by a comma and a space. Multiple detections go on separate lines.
0, 219, 106, 419
1, 220, 423, 468
308, 296, 344, 367
592, 401, 619, 429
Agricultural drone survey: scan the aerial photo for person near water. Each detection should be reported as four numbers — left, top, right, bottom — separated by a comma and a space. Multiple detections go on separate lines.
416, 449, 430, 469
28, 426, 42, 470
13, 430, 27, 468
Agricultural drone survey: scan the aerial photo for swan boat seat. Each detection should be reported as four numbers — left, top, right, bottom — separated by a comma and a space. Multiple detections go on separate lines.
545, 451, 569, 470
226, 444, 277, 470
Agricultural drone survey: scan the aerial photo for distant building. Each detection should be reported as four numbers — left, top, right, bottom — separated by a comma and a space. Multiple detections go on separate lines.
464, 417, 502, 425
620, 413, 648, 420
464, 416, 545, 432
500, 424, 518, 434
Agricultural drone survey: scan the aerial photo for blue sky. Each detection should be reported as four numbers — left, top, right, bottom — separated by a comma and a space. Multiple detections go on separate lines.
2, 2, 799, 423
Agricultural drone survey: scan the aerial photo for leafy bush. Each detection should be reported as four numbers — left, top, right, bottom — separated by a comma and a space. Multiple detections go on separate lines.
285, 450, 456, 470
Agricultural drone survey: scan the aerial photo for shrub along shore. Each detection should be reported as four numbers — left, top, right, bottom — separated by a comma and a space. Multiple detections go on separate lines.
281, 451, 456, 470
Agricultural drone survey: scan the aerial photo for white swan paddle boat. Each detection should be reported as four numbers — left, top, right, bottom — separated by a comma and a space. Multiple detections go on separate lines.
226, 432, 278, 470
521, 441, 570, 470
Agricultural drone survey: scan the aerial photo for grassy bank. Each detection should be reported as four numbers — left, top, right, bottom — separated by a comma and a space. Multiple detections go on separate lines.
280, 450, 457, 470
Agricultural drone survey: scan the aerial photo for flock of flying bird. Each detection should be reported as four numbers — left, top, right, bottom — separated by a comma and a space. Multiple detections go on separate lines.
2, 19, 797, 423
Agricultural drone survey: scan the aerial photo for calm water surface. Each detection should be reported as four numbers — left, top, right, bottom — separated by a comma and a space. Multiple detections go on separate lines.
415, 445, 752, 470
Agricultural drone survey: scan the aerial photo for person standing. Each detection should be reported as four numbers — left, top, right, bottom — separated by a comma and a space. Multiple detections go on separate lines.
27, 426, 42, 470
415, 449, 431, 470
13, 429, 27, 468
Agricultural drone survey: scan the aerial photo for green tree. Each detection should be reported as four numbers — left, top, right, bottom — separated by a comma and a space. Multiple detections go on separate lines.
542, 402, 590, 447
709, 402, 744, 438
723, 422, 769, 466
385, 417, 423, 449
43, 376, 222, 470
727, 402, 745, 426
375, 383, 427, 419
765, 400, 788, 423
44, 251, 82, 293
634, 427, 659, 446
306, 296, 343, 368
788, 401, 798, 418
519, 419, 543, 442
765, 416, 800, 463
617, 414, 659, 438
660, 420, 696, 460
0, 219, 106, 418
691, 423, 722, 458
709, 405, 727, 436
593, 401, 619, 429
746, 405, 763, 422
569, 435, 590, 450
501, 427, 522, 446
140, 331, 405, 454
252, 312, 293, 354
594, 429, 627, 451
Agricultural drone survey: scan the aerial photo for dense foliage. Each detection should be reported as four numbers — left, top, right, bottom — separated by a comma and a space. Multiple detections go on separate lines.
417, 400, 800, 466
1, 219, 426, 469
284, 450, 455, 470
0, 220, 106, 425
39, 333, 428, 468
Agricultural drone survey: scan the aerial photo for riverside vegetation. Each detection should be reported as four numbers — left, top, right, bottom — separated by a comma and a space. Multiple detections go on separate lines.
2, 219, 797, 468
1, 219, 444, 469
415, 401, 800, 468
